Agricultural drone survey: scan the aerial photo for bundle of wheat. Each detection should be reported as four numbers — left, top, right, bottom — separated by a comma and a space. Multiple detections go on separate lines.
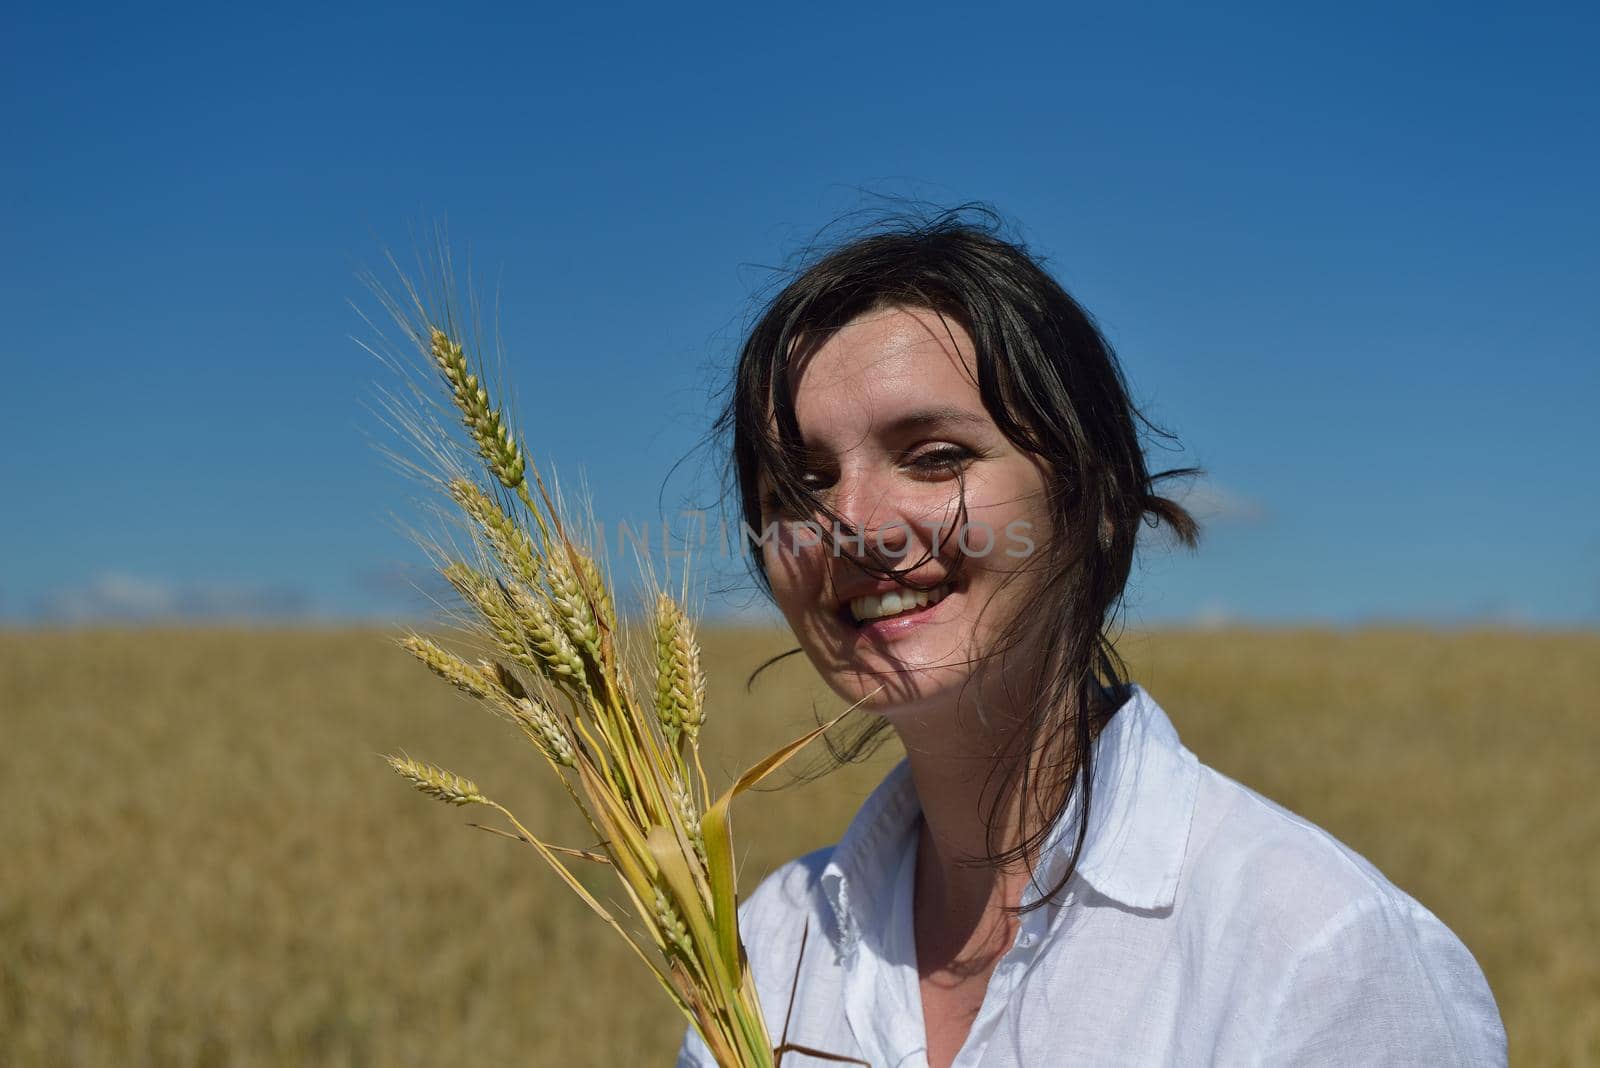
366, 269, 860, 1067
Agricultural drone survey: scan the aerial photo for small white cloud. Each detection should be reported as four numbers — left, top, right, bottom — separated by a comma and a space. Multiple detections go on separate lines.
702, 588, 786, 625
1175, 479, 1268, 525
1188, 601, 1236, 630
32, 573, 314, 623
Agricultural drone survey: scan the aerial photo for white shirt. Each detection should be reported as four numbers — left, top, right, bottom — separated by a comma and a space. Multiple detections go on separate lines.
676, 685, 1506, 1067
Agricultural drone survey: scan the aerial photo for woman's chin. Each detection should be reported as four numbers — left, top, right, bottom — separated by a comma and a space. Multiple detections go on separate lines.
793, 625, 978, 717
826, 664, 971, 719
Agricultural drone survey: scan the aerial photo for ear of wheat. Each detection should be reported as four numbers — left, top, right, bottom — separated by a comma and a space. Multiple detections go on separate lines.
366, 263, 865, 1067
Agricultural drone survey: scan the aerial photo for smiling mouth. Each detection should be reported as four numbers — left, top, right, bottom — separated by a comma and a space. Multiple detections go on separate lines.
845, 582, 953, 624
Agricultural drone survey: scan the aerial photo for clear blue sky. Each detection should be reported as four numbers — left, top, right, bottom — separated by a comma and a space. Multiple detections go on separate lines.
3, 2, 1596, 626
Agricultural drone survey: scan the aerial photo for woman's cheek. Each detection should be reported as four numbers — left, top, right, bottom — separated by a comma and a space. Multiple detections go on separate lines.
763, 539, 819, 621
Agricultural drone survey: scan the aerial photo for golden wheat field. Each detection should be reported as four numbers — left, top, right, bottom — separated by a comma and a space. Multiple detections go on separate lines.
1, 625, 1595, 1066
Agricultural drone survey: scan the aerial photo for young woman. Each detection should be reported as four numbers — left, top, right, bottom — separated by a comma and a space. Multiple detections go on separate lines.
677, 212, 1506, 1067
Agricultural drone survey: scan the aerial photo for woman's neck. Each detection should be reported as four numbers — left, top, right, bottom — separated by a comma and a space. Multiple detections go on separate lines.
890, 679, 1109, 961
891, 701, 1039, 954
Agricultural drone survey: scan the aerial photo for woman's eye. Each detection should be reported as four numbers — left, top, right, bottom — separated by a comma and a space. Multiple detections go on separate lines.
905, 444, 975, 478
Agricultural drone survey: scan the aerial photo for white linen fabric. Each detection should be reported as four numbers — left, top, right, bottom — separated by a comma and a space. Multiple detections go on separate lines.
675, 685, 1506, 1067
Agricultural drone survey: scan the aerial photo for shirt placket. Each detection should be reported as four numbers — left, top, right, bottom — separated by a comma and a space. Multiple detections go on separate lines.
950, 895, 1064, 1068
839, 818, 928, 1068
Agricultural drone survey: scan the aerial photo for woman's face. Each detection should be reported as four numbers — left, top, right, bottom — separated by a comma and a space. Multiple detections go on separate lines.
758, 304, 1055, 723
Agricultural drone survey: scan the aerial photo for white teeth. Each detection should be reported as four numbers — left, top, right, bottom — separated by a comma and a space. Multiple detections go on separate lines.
849, 583, 950, 623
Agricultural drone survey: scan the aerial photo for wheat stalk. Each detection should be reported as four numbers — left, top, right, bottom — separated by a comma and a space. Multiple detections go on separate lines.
428, 327, 525, 490
449, 478, 540, 587
400, 635, 493, 698
655, 592, 707, 749
386, 754, 489, 807
370, 265, 867, 1068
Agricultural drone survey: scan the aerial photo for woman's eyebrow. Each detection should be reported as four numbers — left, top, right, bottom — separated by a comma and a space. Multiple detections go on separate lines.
878, 404, 989, 436
791, 405, 990, 458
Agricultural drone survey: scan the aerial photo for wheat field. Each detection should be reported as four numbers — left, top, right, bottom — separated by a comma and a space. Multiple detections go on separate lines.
1, 626, 1595, 1066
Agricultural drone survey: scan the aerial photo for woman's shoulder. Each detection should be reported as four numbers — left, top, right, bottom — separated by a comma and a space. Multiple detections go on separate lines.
1177, 757, 1497, 1048
1174, 761, 1505, 1061
737, 844, 832, 932
726, 844, 842, 1009
1183, 761, 1445, 938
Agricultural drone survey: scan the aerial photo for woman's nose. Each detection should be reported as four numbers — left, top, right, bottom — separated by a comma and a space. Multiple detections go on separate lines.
830, 470, 913, 563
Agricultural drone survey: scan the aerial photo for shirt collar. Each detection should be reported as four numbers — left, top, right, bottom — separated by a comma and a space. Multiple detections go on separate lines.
818, 685, 1200, 960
